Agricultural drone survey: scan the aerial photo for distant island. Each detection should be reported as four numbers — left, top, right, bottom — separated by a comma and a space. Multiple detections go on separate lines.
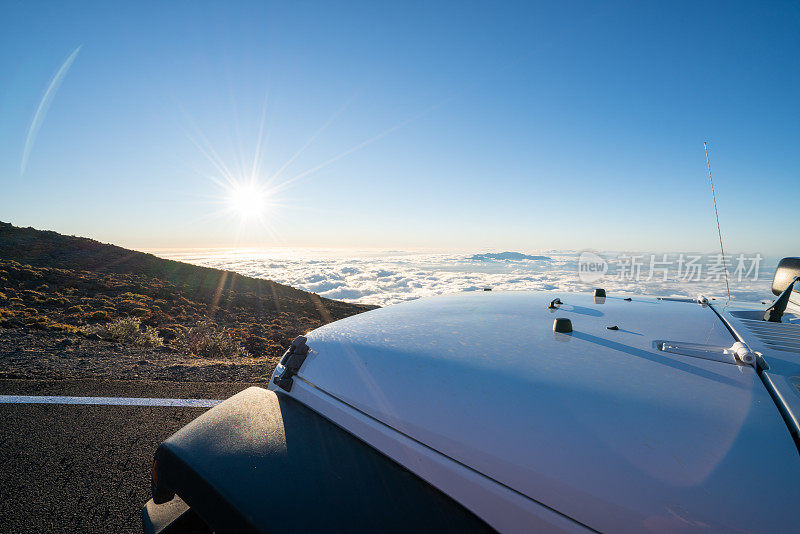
0, 222, 374, 382
468, 252, 551, 262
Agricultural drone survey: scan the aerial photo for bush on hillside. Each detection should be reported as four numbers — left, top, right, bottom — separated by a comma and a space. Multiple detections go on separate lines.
91, 317, 162, 347
86, 310, 111, 323
184, 321, 245, 358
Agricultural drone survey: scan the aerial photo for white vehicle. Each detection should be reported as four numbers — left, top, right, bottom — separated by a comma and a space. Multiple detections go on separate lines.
143, 258, 800, 533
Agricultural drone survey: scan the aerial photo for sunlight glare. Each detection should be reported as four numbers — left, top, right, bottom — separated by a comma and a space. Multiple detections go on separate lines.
227, 182, 269, 219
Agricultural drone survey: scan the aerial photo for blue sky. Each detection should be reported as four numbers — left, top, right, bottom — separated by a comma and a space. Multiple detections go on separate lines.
1, 1, 798, 253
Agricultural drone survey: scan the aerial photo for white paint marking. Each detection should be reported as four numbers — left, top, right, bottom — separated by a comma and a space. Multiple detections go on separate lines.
0, 395, 222, 408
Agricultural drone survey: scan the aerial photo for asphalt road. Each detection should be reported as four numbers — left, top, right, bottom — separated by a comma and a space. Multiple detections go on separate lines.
0, 379, 262, 534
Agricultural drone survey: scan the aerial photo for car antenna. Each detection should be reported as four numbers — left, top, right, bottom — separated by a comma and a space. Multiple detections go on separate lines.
704, 141, 731, 302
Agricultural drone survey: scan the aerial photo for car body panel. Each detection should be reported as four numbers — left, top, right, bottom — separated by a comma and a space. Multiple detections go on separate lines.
149, 387, 492, 533
289, 291, 800, 532
284, 377, 590, 533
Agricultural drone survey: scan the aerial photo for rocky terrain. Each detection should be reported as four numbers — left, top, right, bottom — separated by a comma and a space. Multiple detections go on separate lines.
0, 222, 376, 381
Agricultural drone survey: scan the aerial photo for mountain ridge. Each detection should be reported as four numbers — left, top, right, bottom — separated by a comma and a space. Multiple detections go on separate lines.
0, 221, 374, 380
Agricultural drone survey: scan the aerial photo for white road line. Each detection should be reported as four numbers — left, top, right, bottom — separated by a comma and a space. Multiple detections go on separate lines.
0, 395, 222, 408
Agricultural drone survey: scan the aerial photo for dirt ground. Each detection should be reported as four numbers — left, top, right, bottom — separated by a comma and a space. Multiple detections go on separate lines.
0, 328, 278, 383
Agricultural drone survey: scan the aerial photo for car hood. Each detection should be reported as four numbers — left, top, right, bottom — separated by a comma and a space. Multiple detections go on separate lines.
296, 291, 800, 532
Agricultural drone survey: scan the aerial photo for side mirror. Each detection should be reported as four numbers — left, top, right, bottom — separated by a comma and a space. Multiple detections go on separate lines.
772, 257, 800, 296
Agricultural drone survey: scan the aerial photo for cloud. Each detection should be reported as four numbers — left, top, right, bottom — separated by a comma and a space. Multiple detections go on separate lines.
320, 287, 375, 300
154, 250, 775, 307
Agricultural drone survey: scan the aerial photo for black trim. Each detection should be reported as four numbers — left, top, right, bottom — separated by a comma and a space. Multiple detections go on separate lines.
273, 337, 310, 392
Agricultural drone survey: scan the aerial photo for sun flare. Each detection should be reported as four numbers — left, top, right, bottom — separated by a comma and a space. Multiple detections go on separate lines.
227, 182, 269, 219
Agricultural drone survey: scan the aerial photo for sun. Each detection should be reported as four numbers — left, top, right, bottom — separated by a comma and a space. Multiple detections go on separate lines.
227, 183, 269, 219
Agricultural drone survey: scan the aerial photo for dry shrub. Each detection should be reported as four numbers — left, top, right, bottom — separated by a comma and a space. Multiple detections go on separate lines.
86, 310, 111, 323
120, 292, 149, 301
140, 309, 173, 327
50, 323, 82, 334
242, 335, 268, 357
15, 268, 42, 281
118, 299, 144, 311
21, 290, 45, 302
157, 326, 178, 341
242, 335, 285, 358
24, 317, 48, 329
91, 317, 162, 347
184, 321, 245, 358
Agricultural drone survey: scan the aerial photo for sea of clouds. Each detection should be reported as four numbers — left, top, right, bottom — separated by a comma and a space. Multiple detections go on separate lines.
150, 249, 777, 307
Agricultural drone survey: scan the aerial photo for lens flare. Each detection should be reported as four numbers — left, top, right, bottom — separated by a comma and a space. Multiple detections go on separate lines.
21, 45, 82, 175
227, 182, 270, 219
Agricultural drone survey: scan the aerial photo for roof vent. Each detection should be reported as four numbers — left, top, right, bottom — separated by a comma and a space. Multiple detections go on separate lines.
738, 319, 800, 354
